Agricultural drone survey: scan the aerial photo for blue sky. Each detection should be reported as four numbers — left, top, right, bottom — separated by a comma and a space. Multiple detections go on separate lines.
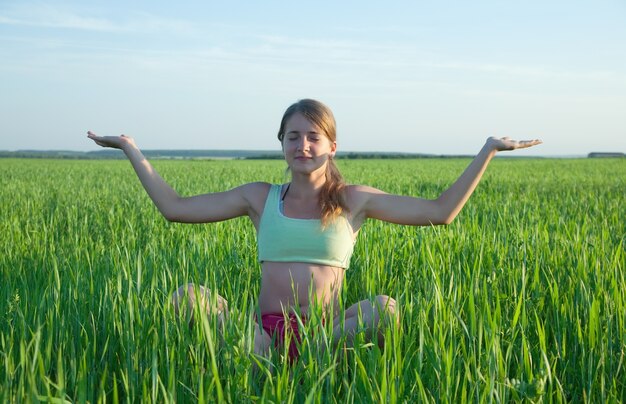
1, 1, 624, 156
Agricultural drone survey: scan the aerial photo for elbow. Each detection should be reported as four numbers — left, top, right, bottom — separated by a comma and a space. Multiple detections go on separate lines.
160, 207, 181, 223
440, 216, 455, 225
164, 212, 187, 223
430, 212, 455, 226
430, 200, 456, 225
158, 197, 184, 222
162, 212, 176, 222
163, 214, 179, 223
429, 217, 453, 226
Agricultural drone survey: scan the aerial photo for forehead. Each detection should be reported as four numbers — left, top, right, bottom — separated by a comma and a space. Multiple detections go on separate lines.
284, 112, 322, 133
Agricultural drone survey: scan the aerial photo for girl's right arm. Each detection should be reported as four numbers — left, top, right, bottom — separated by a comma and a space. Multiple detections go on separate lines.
87, 132, 266, 224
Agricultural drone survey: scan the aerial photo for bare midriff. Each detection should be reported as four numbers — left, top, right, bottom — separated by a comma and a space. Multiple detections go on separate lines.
257, 261, 345, 317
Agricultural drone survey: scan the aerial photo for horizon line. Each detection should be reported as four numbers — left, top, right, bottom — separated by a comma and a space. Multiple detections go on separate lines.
1, 149, 624, 159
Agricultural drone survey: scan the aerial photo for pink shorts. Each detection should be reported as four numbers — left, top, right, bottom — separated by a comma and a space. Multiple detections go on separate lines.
259, 313, 304, 362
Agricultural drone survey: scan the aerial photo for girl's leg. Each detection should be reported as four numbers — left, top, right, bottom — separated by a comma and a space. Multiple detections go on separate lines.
172, 284, 274, 364
171, 283, 229, 328
253, 322, 272, 357
332, 295, 398, 348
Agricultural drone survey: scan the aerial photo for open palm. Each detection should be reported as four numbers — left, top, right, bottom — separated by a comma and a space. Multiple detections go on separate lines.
87, 131, 136, 150
486, 136, 542, 152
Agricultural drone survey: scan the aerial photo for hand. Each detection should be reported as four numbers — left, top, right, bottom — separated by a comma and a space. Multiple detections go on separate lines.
485, 136, 542, 152
87, 131, 136, 150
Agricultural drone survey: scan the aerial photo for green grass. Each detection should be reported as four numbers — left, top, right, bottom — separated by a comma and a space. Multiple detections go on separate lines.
0, 157, 624, 402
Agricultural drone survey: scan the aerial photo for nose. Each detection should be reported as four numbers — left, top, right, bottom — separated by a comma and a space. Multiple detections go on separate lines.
297, 137, 310, 152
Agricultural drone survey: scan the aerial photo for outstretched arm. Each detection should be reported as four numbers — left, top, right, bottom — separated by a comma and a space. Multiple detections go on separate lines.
87, 132, 264, 224
355, 137, 542, 226
433, 136, 541, 224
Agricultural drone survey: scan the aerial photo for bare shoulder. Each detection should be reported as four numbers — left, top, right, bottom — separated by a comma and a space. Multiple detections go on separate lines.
238, 181, 272, 215
344, 184, 387, 204
345, 184, 386, 194
239, 181, 272, 194
343, 184, 387, 225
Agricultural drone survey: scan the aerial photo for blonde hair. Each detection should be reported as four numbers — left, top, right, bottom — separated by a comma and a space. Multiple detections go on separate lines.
277, 99, 349, 226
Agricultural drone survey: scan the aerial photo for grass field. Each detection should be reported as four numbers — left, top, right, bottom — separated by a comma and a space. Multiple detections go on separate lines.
1, 157, 624, 402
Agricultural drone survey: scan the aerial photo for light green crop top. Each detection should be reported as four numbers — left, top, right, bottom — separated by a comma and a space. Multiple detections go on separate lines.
257, 184, 355, 269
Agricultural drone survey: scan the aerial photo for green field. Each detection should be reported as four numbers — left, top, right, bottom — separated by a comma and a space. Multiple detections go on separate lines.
1, 157, 624, 402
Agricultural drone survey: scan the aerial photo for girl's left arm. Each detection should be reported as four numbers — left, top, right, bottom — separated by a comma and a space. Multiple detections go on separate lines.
356, 137, 541, 226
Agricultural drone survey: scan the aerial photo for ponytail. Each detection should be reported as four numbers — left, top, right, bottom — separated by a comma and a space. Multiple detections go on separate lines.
319, 157, 349, 227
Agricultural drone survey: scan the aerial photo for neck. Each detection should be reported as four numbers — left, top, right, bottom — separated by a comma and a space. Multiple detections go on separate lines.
288, 170, 327, 199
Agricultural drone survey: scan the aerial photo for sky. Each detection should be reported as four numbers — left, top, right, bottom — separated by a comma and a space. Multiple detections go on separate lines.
1, 0, 625, 156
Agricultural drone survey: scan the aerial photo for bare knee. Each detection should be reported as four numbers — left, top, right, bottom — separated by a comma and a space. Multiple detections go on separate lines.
253, 325, 272, 357
171, 283, 228, 327
373, 295, 399, 346
171, 283, 195, 315
374, 295, 398, 323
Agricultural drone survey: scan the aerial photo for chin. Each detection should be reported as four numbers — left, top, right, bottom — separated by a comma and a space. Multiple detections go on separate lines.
291, 165, 326, 177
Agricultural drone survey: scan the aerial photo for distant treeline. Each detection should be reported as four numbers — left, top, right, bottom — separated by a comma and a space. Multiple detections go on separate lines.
2, 149, 623, 160
0, 149, 471, 160
246, 152, 467, 159
587, 152, 625, 158
0, 149, 279, 160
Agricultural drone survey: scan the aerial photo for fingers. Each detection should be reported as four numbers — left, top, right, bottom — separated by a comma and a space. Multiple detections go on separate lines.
489, 136, 542, 152
515, 139, 543, 149
87, 131, 117, 148
87, 131, 103, 142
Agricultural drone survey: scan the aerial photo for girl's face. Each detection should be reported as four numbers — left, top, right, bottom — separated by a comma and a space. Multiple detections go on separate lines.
282, 112, 336, 176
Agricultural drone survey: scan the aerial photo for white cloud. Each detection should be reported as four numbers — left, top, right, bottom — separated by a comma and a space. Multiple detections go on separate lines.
0, 3, 196, 34
0, 4, 124, 32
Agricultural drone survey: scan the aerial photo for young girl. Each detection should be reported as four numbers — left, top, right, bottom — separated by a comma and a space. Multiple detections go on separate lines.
87, 99, 541, 361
